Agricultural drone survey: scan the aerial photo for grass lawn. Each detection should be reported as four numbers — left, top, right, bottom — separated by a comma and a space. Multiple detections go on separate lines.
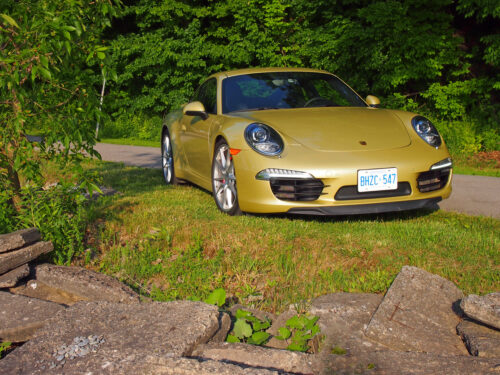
79, 161, 500, 313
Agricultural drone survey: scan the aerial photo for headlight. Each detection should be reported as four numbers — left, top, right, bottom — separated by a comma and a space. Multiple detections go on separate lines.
411, 116, 442, 148
244, 123, 284, 156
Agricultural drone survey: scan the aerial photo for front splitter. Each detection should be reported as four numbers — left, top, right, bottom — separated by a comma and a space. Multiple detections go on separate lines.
287, 198, 442, 216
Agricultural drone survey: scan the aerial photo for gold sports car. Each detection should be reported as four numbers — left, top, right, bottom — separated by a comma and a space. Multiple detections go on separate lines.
161, 67, 452, 216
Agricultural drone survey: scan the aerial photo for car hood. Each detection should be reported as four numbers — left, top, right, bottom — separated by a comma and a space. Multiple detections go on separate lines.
236, 107, 411, 152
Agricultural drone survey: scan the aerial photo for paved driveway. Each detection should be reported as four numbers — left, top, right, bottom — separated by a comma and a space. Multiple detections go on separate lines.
94, 143, 500, 219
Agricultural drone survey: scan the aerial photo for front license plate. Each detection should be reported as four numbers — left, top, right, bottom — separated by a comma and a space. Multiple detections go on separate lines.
358, 168, 398, 192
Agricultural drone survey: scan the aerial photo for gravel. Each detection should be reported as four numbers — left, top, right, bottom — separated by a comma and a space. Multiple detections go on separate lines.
49, 335, 105, 369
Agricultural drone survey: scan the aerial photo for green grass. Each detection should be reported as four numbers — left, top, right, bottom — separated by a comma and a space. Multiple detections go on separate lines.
99, 138, 159, 148
79, 161, 500, 313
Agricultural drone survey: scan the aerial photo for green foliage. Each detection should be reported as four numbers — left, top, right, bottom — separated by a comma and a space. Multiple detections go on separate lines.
0, 0, 119, 214
100, 113, 161, 141
275, 314, 321, 352
226, 309, 271, 345
204, 288, 226, 307
0, 341, 12, 358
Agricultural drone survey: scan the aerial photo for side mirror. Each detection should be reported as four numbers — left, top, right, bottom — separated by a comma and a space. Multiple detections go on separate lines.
183, 101, 208, 120
365, 95, 380, 108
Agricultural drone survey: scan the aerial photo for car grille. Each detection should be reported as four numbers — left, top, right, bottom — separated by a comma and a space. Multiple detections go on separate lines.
334, 182, 412, 201
270, 178, 325, 201
417, 169, 451, 192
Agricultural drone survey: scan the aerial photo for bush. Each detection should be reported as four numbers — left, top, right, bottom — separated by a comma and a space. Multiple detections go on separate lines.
100, 114, 162, 141
0, 184, 89, 265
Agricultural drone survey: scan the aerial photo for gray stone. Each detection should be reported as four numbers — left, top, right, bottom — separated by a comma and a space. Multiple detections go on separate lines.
309, 293, 387, 355
457, 319, 500, 358
0, 263, 29, 288
209, 312, 232, 343
317, 350, 500, 375
192, 342, 315, 374
10, 279, 85, 305
0, 241, 53, 275
0, 300, 222, 374
34, 263, 140, 303
365, 266, 468, 355
0, 228, 40, 253
0, 291, 65, 342
461, 292, 500, 330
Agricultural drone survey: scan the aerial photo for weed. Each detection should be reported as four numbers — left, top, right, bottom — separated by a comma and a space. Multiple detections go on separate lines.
331, 345, 347, 355
0, 342, 11, 359
275, 314, 321, 352
226, 309, 271, 345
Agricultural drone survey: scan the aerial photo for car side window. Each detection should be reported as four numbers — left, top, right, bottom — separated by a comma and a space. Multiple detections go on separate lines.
194, 78, 217, 115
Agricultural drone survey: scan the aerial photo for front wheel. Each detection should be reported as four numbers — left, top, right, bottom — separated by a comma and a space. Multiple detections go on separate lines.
212, 140, 242, 216
161, 129, 179, 185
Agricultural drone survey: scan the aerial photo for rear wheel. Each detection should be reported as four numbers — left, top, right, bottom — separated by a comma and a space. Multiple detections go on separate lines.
212, 140, 242, 216
161, 129, 179, 185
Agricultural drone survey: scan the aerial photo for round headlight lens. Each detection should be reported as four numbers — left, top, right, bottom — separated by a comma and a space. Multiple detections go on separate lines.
244, 123, 283, 156
411, 116, 442, 148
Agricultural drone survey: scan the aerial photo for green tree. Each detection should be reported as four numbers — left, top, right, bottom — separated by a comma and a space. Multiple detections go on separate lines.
0, 0, 118, 212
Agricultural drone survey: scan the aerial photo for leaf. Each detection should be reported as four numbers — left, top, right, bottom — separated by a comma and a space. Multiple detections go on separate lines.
277, 326, 291, 340
40, 55, 49, 68
235, 309, 252, 319
226, 334, 240, 343
1, 13, 19, 28
38, 67, 52, 80
285, 315, 304, 330
97, 52, 106, 60
287, 342, 308, 352
252, 319, 270, 331
233, 318, 252, 339
304, 316, 319, 330
204, 288, 226, 307
247, 331, 270, 345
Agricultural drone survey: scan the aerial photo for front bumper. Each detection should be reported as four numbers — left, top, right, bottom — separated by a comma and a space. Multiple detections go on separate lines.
232, 144, 452, 215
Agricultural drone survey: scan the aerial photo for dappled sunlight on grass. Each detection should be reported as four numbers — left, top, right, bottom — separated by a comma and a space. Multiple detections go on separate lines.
81, 162, 500, 313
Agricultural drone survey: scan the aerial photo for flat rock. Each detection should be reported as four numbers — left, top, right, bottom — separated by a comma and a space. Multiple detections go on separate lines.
317, 349, 500, 375
209, 312, 232, 343
0, 263, 29, 288
0, 291, 65, 342
309, 293, 387, 354
0, 300, 221, 374
461, 292, 500, 330
457, 319, 500, 358
0, 241, 53, 275
0, 228, 40, 253
365, 266, 468, 355
10, 279, 85, 306
192, 342, 315, 374
34, 263, 140, 303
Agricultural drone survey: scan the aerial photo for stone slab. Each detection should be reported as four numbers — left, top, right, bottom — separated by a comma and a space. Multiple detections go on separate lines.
209, 311, 231, 343
0, 228, 40, 253
318, 350, 500, 375
0, 300, 221, 374
457, 319, 500, 358
365, 266, 467, 355
10, 279, 85, 306
461, 292, 500, 330
0, 291, 65, 342
34, 263, 140, 303
0, 263, 29, 288
0, 241, 53, 275
309, 293, 387, 354
192, 342, 315, 374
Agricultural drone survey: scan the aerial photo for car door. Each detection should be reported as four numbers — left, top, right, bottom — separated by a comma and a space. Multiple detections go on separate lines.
181, 78, 218, 186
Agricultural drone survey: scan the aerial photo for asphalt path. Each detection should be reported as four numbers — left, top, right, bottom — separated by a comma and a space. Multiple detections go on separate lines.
94, 143, 500, 219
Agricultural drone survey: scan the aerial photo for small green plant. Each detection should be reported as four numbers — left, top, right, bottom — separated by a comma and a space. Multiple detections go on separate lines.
0, 341, 12, 358
226, 309, 271, 345
204, 288, 226, 307
275, 314, 321, 352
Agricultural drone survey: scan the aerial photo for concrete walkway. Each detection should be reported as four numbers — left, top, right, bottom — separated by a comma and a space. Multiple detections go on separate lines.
94, 143, 500, 219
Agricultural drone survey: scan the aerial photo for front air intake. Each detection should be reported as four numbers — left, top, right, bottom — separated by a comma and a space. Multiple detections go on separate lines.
417, 169, 450, 193
270, 178, 325, 201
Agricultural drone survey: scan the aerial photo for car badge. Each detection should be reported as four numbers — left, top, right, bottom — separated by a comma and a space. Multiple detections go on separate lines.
359, 141, 367, 146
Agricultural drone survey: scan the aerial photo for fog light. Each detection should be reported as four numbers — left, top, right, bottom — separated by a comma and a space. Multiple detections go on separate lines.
430, 158, 452, 170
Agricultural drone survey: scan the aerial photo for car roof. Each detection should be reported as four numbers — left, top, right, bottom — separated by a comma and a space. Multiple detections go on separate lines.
208, 67, 332, 80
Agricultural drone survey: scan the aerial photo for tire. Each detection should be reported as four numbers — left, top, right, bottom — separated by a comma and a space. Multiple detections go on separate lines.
161, 129, 179, 185
212, 140, 242, 216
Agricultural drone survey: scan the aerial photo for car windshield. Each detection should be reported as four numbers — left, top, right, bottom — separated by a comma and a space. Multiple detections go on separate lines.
222, 72, 366, 113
